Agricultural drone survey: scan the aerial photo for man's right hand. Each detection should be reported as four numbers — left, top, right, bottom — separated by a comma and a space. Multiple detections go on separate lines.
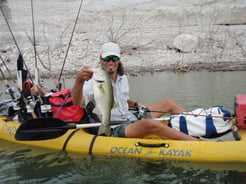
77, 66, 93, 82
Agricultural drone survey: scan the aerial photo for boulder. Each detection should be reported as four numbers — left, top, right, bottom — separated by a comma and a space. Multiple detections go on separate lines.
172, 34, 198, 53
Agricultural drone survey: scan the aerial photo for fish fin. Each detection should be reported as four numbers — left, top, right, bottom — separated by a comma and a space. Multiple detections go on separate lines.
112, 101, 117, 109
98, 84, 105, 94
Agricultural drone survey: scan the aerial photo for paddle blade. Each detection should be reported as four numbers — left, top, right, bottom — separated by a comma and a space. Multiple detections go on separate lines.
15, 117, 68, 141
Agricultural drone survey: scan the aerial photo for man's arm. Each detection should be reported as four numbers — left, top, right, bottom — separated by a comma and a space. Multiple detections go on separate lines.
72, 66, 93, 105
72, 76, 85, 105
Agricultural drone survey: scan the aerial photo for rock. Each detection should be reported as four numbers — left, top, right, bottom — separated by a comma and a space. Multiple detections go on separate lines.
172, 34, 199, 53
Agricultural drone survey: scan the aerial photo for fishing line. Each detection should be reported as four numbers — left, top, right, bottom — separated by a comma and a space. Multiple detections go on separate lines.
0, 5, 34, 83
57, 0, 84, 90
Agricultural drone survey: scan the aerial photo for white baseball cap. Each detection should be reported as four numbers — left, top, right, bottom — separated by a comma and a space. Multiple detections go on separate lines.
100, 42, 120, 58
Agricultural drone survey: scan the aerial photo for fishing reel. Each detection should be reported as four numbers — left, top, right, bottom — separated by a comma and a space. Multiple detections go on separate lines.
26, 96, 37, 113
10, 89, 22, 111
40, 96, 52, 114
12, 99, 21, 111
137, 106, 149, 120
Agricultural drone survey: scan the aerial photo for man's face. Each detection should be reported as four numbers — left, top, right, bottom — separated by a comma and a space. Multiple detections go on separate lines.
100, 55, 120, 75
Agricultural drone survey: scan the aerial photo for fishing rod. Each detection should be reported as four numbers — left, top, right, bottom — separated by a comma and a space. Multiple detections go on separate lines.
29, 0, 50, 118
0, 53, 33, 121
0, 64, 16, 100
57, 0, 84, 90
0, 54, 22, 100
16, 54, 39, 120
1, 3, 45, 120
0, 6, 22, 57
0, 55, 14, 81
149, 109, 236, 120
30, 0, 39, 86
129, 107, 240, 121
0, 59, 28, 122
0, 5, 34, 84
0, 55, 28, 92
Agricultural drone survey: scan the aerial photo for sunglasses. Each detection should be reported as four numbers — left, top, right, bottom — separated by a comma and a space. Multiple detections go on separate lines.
102, 56, 120, 62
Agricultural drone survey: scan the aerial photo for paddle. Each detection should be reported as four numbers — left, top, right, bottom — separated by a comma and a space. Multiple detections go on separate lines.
15, 117, 101, 141
15, 117, 170, 141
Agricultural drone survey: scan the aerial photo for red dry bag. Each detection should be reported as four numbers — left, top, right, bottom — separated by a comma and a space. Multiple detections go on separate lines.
49, 88, 84, 122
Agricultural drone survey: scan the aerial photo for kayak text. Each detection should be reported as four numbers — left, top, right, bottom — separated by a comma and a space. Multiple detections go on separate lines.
159, 149, 192, 157
1, 125, 17, 136
110, 146, 142, 155
110, 146, 192, 157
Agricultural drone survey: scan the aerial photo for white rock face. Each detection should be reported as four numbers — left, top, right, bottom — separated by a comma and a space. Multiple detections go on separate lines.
1, 0, 246, 76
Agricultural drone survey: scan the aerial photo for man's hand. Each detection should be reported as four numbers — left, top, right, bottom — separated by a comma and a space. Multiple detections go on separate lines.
77, 66, 93, 82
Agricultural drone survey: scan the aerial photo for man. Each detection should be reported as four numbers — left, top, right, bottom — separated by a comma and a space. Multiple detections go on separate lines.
72, 42, 198, 141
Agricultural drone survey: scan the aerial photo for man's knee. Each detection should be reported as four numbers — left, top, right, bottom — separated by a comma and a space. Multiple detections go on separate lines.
162, 98, 175, 105
141, 119, 160, 130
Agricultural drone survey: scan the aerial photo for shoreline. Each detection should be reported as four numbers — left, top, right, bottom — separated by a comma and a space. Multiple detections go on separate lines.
1, 59, 246, 80
57, 61, 246, 79
123, 61, 246, 74
1, 0, 246, 79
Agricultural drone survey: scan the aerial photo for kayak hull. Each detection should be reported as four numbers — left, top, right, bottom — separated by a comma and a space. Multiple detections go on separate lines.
0, 115, 246, 162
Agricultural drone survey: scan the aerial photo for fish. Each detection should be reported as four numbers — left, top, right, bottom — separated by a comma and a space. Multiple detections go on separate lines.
91, 66, 114, 136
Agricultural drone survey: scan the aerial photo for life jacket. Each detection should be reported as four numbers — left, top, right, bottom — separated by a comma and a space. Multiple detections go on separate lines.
48, 88, 84, 122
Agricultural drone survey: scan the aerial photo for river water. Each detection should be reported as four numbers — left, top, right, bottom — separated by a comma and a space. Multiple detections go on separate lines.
0, 71, 246, 183
128, 71, 246, 112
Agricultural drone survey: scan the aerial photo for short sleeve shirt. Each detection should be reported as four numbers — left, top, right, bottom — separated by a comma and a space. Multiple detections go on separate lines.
83, 74, 137, 122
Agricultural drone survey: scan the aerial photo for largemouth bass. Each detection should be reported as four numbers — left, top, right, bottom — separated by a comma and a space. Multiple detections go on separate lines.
92, 66, 114, 136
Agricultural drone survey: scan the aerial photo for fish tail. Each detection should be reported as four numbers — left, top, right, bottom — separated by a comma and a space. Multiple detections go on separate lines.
98, 124, 111, 136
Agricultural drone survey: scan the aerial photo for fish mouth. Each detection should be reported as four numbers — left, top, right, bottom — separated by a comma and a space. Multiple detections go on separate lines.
95, 80, 104, 83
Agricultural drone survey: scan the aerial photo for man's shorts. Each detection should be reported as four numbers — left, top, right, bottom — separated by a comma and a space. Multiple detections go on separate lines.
110, 113, 153, 138
111, 124, 128, 138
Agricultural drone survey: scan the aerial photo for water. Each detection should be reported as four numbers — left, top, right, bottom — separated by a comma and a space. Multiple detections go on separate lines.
0, 139, 245, 184
1, 71, 246, 183
128, 71, 246, 112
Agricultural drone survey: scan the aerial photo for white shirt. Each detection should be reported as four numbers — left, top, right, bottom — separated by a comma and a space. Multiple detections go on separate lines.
83, 74, 137, 122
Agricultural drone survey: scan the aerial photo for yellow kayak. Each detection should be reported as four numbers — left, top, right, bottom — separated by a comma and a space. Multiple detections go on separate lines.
0, 115, 245, 162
